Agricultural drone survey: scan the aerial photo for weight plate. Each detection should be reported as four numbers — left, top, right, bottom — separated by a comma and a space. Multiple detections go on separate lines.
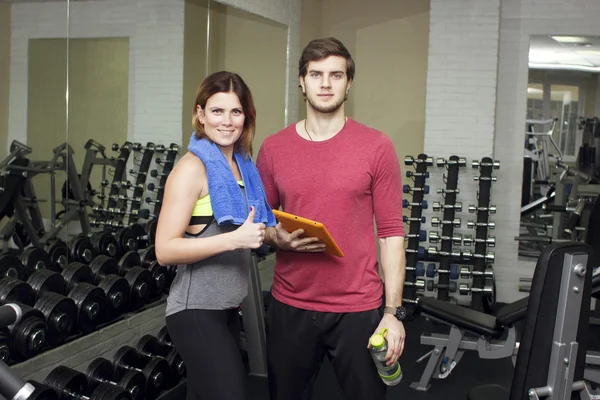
89, 383, 131, 400
61, 263, 94, 293
27, 380, 58, 400
113, 346, 139, 380
11, 306, 47, 361
89, 255, 119, 284
147, 262, 166, 300
91, 231, 121, 259
27, 270, 67, 298
97, 275, 130, 320
138, 246, 156, 268
86, 357, 115, 391
21, 247, 52, 276
45, 241, 69, 271
157, 327, 171, 345
67, 283, 106, 333
34, 292, 76, 346
117, 371, 146, 400
124, 267, 151, 311
0, 277, 35, 306
0, 253, 27, 280
146, 220, 157, 245
142, 356, 169, 398
69, 234, 97, 264
116, 228, 138, 254
129, 224, 146, 248
44, 366, 87, 399
118, 252, 141, 275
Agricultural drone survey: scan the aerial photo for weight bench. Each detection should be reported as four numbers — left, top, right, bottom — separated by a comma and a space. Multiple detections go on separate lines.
468, 242, 595, 399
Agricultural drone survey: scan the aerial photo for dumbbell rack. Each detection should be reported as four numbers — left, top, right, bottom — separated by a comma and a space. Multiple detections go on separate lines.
401, 154, 432, 314
151, 144, 179, 217
465, 157, 499, 312
427, 156, 465, 302
128, 142, 156, 224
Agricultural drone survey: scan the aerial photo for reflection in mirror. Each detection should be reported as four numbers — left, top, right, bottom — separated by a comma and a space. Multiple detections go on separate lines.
206, 2, 287, 153
518, 35, 600, 260
0, 1, 70, 273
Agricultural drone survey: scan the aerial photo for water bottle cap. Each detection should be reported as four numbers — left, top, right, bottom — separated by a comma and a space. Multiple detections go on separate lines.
369, 328, 388, 349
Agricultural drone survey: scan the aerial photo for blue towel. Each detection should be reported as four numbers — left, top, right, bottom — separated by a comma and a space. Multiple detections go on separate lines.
188, 133, 276, 227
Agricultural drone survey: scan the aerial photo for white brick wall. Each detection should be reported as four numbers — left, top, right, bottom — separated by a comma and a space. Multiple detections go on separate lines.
8, 0, 300, 150
423, 0, 503, 297
494, 0, 600, 300
9, 0, 185, 147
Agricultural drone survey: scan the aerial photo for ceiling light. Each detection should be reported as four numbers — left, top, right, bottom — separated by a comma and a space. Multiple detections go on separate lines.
551, 36, 590, 44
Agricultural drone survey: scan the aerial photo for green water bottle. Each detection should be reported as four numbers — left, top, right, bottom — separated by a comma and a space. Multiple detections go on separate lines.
369, 328, 402, 386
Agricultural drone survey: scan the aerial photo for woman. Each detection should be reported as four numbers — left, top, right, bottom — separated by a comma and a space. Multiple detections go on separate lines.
155, 71, 276, 400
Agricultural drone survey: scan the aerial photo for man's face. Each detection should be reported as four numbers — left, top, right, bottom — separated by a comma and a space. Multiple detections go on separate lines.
300, 55, 352, 114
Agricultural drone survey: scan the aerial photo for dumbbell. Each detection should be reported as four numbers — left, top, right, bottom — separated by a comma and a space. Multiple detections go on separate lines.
101, 180, 131, 190
405, 230, 427, 242
129, 223, 151, 250
69, 234, 97, 264
469, 252, 495, 263
459, 267, 494, 280
406, 171, 430, 178
459, 283, 494, 296
45, 366, 131, 400
402, 200, 428, 209
46, 240, 70, 271
426, 280, 458, 292
0, 283, 47, 361
26, 270, 77, 345
436, 157, 466, 167
132, 142, 155, 152
402, 185, 429, 194
403, 279, 425, 291
0, 252, 28, 280
404, 156, 433, 166
9, 247, 57, 276
149, 170, 169, 179
136, 335, 186, 387
436, 188, 459, 194
61, 263, 108, 332
156, 327, 171, 346
24, 380, 58, 399
461, 235, 496, 247
402, 294, 424, 305
405, 247, 426, 258
144, 197, 161, 207
430, 217, 461, 228
154, 158, 172, 167
136, 209, 156, 220
146, 183, 163, 193
117, 252, 152, 310
168, 143, 180, 154
425, 263, 459, 279
138, 246, 166, 300
87, 358, 146, 400
88, 256, 131, 319
431, 202, 462, 212
107, 193, 142, 204
428, 231, 463, 246
403, 216, 426, 224
114, 227, 139, 254
113, 346, 170, 400
473, 175, 497, 182
467, 220, 495, 229
472, 160, 500, 169
90, 231, 120, 258
426, 247, 466, 260
468, 205, 497, 214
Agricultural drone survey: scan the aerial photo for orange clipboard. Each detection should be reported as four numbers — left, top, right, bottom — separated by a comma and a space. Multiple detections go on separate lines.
272, 209, 344, 257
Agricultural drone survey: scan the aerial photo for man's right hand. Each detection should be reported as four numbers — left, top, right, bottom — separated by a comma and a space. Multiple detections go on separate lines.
230, 207, 266, 250
269, 223, 327, 253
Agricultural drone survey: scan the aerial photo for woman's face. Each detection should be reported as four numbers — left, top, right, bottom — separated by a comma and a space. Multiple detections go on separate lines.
197, 91, 245, 149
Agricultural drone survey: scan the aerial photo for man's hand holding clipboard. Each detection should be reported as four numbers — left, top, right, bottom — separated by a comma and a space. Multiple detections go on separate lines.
269, 210, 344, 257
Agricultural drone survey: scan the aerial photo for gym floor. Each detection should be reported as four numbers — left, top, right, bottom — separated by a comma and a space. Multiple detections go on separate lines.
244, 312, 515, 400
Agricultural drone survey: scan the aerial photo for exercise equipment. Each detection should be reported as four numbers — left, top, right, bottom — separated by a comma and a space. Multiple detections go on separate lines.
87, 357, 146, 400
44, 365, 131, 399
117, 252, 151, 310
61, 263, 107, 333
88, 256, 131, 319
112, 346, 169, 400
136, 335, 185, 387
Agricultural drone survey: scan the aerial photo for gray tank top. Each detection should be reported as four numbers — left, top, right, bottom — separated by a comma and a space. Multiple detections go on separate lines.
165, 219, 251, 316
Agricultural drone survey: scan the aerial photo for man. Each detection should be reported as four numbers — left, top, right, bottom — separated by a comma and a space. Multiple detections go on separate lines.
256, 37, 406, 400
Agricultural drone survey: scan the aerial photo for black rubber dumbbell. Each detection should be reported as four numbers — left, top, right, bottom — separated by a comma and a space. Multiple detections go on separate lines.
113, 346, 170, 400
60, 263, 108, 333
69, 234, 97, 264
136, 335, 185, 387
87, 256, 131, 320
44, 365, 131, 399
8, 247, 58, 276
114, 227, 139, 255
90, 231, 120, 259
26, 270, 77, 345
117, 252, 151, 310
0, 252, 28, 280
45, 240, 70, 271
156, 326, 172, 346
25, 380, 59, 399
0, 281, 47, 362
138, 246, 167, 300
87, 357, 146, 400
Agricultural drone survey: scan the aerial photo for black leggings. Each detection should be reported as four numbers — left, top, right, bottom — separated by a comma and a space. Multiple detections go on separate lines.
166, 308, 247, 400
